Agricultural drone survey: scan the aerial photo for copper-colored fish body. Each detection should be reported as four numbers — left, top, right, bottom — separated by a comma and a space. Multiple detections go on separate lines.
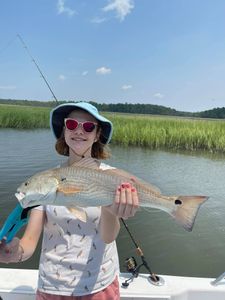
15, 158, 208, 231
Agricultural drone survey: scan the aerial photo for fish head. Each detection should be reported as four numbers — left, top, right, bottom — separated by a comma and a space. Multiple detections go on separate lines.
15, 170, 58, 207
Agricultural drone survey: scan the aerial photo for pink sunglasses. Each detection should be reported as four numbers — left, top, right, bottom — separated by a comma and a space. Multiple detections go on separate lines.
64, 118, 98, 133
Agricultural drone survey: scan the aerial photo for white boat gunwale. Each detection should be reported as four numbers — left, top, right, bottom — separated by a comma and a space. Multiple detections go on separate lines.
0, 268, 225, 300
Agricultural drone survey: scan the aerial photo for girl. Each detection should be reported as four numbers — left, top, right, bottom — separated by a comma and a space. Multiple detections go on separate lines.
0, 102, 139, 299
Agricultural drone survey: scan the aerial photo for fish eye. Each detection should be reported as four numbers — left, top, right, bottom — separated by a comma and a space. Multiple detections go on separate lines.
24, 181, 29, 186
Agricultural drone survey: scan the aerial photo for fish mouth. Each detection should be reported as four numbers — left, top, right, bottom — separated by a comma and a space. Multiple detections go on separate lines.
15, 191, 25, 201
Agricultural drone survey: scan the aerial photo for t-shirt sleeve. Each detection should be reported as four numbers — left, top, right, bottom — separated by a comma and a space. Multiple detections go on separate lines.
99, 162, 116, 170
33, 205, 46, 211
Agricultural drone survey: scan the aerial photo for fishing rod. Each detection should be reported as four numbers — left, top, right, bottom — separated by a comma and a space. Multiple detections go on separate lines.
120, 218, 163, 286
17, 33, 59, 103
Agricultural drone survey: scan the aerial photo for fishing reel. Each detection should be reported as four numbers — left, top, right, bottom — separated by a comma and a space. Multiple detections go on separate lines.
122, 256, 139, 287
125, 256, 138, 274
121, 255, 164, 288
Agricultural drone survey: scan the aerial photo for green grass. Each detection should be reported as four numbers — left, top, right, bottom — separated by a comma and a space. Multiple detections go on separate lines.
0, 104, 50, 129
1, 104, 225, 153
104, 113, 225, 153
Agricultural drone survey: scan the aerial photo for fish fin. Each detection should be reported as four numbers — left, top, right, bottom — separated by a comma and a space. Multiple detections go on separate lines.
57, 184, 82, 195
142, 207, 162, 214
171, 195, 208, 231
70, 158, 100, 169
67, 207, 87, 222
104, 168, 161, 194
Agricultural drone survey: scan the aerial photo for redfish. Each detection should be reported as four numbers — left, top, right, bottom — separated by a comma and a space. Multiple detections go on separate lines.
15, 158, 208, 231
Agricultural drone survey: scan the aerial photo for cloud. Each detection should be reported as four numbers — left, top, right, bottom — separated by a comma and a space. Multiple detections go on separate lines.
153, 93, 164, 99
102, 0, 134, 21
121, 84, 132, 90
82, 71, 88, 76
91, 17, 107, 24
57, 0, 76, 17
58, 74, 66, 81
96, 67, 111, 75
0, 85, 16, 90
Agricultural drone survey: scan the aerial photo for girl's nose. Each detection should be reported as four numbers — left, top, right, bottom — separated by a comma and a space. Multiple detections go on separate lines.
74, 123, 84, 133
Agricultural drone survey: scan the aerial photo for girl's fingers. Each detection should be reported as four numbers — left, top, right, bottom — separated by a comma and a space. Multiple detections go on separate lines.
115, 187, 121, 205
109, 182, 139, 218
117, 184, 127, 217
116, 183, 139, 218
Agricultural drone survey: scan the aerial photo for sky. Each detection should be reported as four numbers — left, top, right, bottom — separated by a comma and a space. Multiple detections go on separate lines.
0, 0, 225, 112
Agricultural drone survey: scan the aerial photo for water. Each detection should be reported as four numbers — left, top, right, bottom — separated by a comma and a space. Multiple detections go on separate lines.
0, 129, 225, 278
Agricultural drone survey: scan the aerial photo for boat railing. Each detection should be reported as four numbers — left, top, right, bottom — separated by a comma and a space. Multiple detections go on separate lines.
211, 272, 225, 286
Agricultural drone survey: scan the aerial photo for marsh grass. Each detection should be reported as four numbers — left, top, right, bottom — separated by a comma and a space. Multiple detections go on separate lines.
0, 104, 50, 129
104, 113, 225, 153
1, 105, 225, 152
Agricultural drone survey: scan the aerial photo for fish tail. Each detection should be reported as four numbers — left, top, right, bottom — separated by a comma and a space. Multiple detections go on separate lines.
171, 196, 208, 231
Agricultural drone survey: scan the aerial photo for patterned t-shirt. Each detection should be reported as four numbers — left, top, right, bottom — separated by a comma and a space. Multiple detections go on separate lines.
36, 163, 119, 296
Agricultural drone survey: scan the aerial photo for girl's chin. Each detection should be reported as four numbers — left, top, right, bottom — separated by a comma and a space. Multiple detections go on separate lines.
71, 147, 85, 153
69, 141, 86, 149
70, 146, 91, 156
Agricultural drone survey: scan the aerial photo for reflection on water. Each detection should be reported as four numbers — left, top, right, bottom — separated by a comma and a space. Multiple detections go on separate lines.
0, 129, 225, 277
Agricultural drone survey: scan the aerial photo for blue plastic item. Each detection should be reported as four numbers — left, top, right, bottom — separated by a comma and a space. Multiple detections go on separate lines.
0, 203, 39, 243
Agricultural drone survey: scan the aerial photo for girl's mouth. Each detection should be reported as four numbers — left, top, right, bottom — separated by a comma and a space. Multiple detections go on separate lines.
71, 137, 86, 141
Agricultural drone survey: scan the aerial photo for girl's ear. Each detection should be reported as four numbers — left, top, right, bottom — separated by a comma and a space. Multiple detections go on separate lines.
94, 133, 100, 142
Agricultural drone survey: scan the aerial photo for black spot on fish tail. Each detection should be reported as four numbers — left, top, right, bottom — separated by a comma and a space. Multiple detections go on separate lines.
175, 199, 182, 205
171, 195, 208, 232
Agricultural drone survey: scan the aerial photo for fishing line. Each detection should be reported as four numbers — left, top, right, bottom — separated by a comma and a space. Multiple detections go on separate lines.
16, 33, 59, 103
0, 36, 17, 56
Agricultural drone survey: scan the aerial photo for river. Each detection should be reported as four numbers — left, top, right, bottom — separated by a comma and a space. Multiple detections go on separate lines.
0, 129, 225, 278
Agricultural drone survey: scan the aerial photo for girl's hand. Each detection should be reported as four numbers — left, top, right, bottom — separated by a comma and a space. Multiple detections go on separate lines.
106, 182, 139, 219
0, 237, 23, 263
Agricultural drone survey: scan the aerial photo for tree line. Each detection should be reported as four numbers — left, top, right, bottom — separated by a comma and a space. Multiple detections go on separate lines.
0, 98, 225, 119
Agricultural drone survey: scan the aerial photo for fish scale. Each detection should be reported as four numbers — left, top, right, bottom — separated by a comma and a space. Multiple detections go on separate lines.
55, 167, 119, 207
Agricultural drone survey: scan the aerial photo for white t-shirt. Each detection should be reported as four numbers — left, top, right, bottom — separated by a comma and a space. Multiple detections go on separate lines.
36, 163, 119, 296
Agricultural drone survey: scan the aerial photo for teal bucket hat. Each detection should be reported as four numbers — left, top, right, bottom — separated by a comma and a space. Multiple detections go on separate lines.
50, 102, 113, 144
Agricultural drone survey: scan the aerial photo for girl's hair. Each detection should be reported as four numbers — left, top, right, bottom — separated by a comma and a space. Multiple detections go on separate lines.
55, 128, 111, 159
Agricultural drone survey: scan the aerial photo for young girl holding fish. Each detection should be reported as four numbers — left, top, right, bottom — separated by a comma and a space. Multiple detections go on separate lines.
0, 102, 139, 299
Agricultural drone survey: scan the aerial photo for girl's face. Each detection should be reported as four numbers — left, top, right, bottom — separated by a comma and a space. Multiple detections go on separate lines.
64, 110, 99, 158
